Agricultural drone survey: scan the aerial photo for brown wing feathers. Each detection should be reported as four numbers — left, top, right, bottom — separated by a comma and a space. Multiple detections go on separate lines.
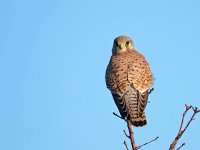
106, 49, 153, 127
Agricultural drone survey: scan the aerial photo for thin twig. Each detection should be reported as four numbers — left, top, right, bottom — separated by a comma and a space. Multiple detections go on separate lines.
176, 143, 186, 150
124, 141, 129, 150
178, 105, 191, 133
169, 105, 200, 150
181, 109, 198, 134
113, 112, 124, 120
137, 136, 159, 149
123, 129, 130, 138
148, 88, 154, 94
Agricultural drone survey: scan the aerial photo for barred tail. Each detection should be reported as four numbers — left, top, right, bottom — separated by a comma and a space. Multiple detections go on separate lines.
112, 85, 148, 127
130, 112, 147, 127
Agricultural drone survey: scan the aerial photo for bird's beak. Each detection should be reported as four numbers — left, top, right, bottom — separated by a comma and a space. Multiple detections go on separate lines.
118, 43, 125, 49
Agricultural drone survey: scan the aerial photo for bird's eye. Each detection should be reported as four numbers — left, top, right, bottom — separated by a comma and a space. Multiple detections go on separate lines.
126, 41, 129, 45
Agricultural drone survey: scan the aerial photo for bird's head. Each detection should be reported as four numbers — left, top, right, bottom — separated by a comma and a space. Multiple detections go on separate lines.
112, 36, 135, 55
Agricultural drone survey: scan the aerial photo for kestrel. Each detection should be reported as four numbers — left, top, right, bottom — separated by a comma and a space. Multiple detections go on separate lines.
105, 36, 153, 127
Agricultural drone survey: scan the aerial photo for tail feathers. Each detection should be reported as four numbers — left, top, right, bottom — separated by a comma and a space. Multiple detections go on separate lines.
111, 84, 148, 127
130, 113, 147, 127
112, 91, 147, 127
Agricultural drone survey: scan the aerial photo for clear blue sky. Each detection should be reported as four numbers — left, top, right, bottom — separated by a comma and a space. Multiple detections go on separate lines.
0, 0, 200, 150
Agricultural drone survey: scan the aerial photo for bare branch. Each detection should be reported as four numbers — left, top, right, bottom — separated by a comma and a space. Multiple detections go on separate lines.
113, 112, 125, 120
113, 103, 199, 150
114, 112, 158, 149
148, 88, 154, 94
113, 112, 137, 150
169, 105, 200, 150
137, 136, 159, 149
127, 120, 138, 150
176, 143, 186, 150
178, 105, 191, 133
123, 129, 130, 138
124, 141, 129, 150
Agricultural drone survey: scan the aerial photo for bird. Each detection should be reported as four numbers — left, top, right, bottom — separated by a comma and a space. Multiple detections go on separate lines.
105, 36, 153, 127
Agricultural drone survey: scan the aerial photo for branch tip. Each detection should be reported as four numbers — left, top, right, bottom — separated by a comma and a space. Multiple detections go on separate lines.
176, 142, 186, 150
169, 104, 200, 150
124, 140, 129, 150
123, 129, 130, 139
137, 136, 159, 149
113, 112, 124, 120
148, 88, 154, 94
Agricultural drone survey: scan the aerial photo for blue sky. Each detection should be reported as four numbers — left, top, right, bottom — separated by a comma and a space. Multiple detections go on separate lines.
0, 0, 200, 150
